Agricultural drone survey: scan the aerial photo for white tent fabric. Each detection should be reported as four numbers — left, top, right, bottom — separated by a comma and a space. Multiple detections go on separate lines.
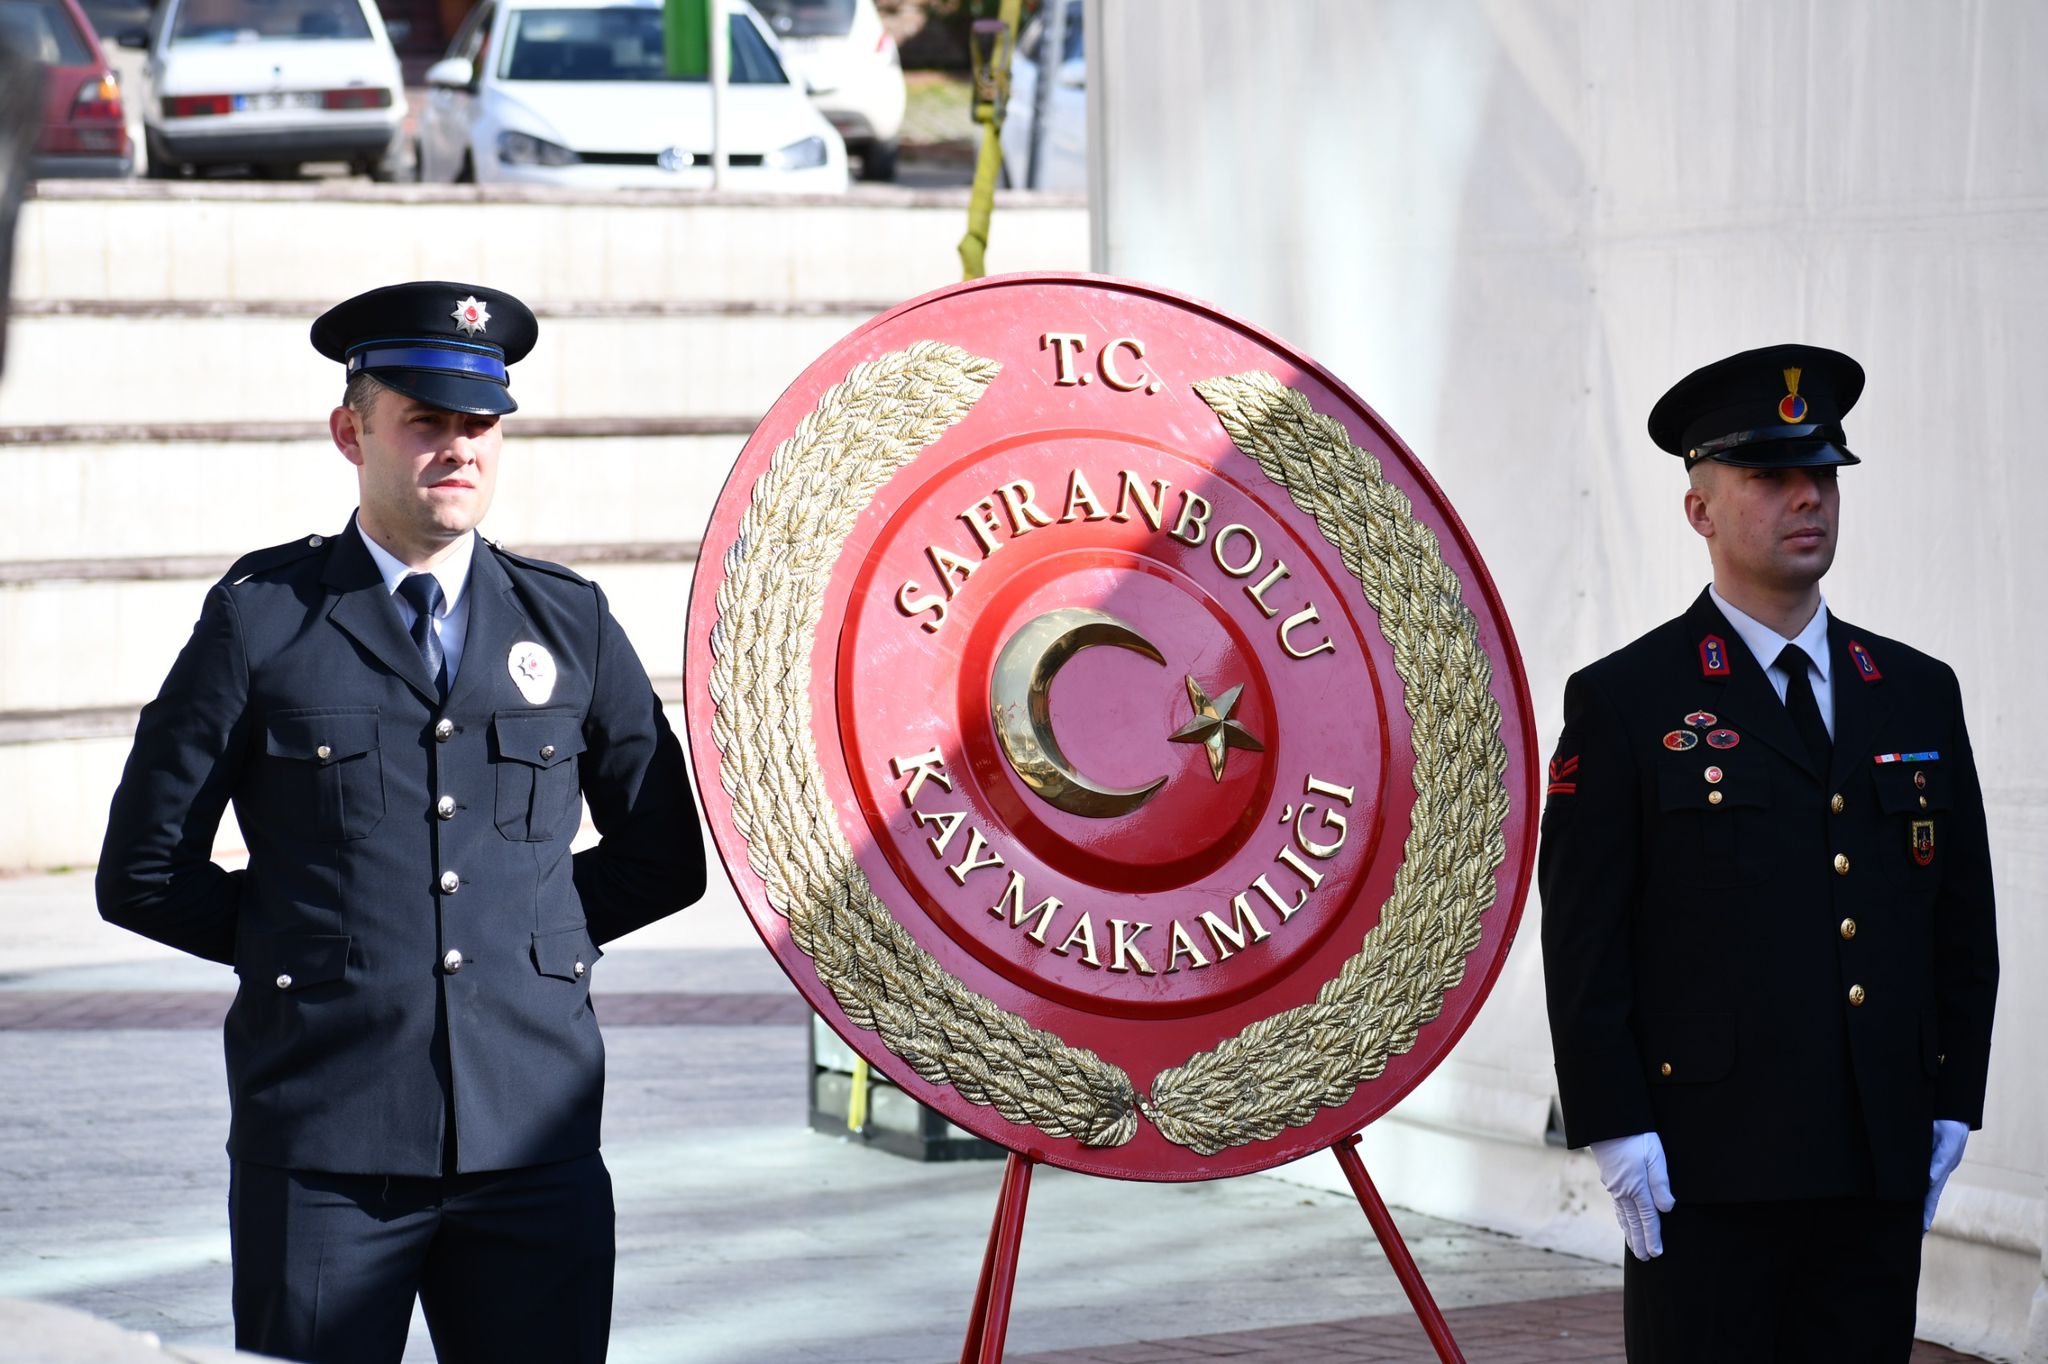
1090, 2, 2046, 1357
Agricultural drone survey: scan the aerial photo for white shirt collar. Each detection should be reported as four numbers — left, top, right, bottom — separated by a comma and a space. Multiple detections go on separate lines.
355, 521, 476, 616
1709, 584, 1831, 681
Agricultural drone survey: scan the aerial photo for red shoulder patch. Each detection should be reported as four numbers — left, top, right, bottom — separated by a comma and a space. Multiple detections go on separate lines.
1848, 639, 1883, 682
1699, 635, 1730, 677
1546, 754, 1578, 795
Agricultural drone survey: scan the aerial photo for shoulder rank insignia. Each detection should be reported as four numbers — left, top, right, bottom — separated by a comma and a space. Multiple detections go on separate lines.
1699, 635, 1730, 677
1848, 638, 1882, 682
1546, 754, 1578, 795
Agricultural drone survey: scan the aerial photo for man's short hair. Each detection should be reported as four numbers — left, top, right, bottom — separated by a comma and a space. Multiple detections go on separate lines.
343, 371, 391, 426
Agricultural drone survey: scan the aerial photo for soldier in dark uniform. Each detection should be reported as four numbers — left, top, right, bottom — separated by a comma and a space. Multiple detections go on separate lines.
1539, 344, 2000, 1362
97, 281, 706, 1364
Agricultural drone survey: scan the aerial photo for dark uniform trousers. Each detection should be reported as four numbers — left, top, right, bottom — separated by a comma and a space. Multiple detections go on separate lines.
1539, 590, 1998, 1364
98, 521, 705, 1364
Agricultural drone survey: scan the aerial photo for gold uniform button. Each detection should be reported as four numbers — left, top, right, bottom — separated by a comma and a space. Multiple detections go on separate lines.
1659, 1062, 1673, 1077
1840, 918, 1857, 941
439, 870, 459, 894
1830, 794, 1845, 814
274, 973, 293, 990
434, 719, 455, 741
1919, 796, 1929, 809
1848, 984, 1867, 1006
1833, 853, 1850, 875
443, 949, 464, 974
1707, 791, 1723, 806
436, 795, 456, 820
316, 744, 331, 760
540, 744, 556, 760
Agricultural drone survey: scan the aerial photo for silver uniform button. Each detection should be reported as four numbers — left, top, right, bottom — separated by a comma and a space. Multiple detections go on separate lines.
316, 744, 331, 760
275, 973, 293, 990
540, 744, 556, 760
573, 960, 586, 978
434, 719, 455, 741
443, 949, 464, 974
436, 795, 457, 820
439, 870, 459, 893
307, 535, 324, 547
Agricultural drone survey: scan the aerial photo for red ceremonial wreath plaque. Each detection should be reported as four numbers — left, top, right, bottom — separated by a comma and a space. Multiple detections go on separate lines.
685, 273, 1536, 1182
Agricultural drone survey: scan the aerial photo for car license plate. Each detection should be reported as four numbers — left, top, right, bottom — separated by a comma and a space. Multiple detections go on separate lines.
232, 92, 322, 111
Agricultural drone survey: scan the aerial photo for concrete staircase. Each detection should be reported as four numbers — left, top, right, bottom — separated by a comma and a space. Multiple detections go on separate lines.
1, 179, 1088, 868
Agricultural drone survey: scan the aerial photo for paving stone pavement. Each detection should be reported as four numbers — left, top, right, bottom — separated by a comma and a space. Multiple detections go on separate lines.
0, 871, 1990, 1362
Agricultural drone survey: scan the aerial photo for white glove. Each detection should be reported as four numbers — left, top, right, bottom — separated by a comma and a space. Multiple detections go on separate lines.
1924, 1119, 1969, 1234
1591, 1131, 1675, 1261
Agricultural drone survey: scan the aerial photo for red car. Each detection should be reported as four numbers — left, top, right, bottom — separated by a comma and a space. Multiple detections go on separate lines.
1, 0, 133, 176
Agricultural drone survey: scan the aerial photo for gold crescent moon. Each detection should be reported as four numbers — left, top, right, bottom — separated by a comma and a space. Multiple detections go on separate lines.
990, 607, 1169, 819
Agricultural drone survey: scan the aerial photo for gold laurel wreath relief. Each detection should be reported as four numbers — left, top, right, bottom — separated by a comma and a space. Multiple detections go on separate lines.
708, 341, 1141, 1147
707, 343, 1509, 1157
1144, 372, 1512, 1155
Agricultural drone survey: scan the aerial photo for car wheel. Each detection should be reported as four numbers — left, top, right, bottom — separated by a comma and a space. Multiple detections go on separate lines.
857, 139, 899, 182
142, 132, 178, 179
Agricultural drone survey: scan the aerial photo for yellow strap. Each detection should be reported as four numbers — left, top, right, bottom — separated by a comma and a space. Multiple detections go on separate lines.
958, 0, 1026, 280
847, 1057, 870, 1132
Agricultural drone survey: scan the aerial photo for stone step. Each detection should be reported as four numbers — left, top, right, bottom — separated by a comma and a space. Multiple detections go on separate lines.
13, 182, 1088, 308
0, 428, 743, 561
0, 556, 696, 716
0, 307, 878, 426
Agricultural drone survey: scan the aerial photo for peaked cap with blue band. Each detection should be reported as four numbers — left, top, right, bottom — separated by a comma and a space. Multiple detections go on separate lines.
1649, 343, 1865, 471
311, 281, 538, 416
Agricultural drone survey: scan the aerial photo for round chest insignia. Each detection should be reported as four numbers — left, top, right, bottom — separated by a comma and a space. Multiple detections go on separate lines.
1683, 710, 1716, 729
1663, 730, 1699, 751
685, 274, 1537, 1179
1705, 728, 1740, 749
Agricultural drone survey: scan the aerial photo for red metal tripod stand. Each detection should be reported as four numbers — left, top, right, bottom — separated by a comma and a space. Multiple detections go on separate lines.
957, 1134, 1467, 1364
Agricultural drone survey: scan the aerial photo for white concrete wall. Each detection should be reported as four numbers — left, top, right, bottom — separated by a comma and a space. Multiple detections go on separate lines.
1091, 2, 2047, 1359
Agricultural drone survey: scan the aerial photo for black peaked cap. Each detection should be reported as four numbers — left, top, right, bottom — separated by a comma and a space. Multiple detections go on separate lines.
311, 281, 538, 416
1648, 343, 1865, 470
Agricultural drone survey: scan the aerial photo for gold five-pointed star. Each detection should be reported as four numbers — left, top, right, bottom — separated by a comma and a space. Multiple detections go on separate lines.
1168, 674, 1265, 781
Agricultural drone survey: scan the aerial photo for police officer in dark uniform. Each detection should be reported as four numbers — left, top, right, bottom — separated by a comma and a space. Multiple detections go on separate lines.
97, 281, 706, 1364
1538, 344, 1999, 1362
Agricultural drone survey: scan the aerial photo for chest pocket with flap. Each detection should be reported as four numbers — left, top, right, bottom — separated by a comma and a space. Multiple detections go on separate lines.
1871, 759, 1951, 874
261, 708, 384, 840
1656, 758, 1770, 889
492, 711, 587, 841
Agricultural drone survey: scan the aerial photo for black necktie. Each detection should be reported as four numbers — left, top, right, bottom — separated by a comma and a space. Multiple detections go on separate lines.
397, 573, 449, 699
1776, 643, 1831, 771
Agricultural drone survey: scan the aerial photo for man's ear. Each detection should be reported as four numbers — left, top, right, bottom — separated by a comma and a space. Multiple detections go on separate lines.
330, 405, 366, 468
1683, 466, 1716, 542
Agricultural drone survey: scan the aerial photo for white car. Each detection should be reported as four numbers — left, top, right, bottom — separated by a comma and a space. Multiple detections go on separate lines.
416, 0, 847, 192
1000, 0, 1083, 193
129, 0, 406, 179
751, 0, 903, 181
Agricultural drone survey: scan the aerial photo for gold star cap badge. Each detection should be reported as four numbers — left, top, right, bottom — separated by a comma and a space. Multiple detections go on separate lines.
452, 295, 491, 336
